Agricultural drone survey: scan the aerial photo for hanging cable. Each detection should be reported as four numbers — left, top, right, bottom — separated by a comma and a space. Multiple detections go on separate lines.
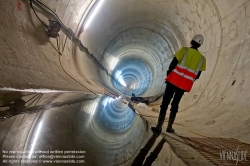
62, 36, 68, 53
30, 0, 127, 93
56, 36, 62, 55
29, 0, 48, 28
29, 1, 97, 95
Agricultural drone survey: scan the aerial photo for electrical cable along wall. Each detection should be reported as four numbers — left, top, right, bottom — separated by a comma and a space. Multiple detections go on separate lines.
29, 0, 126, 95
29, 0, 177, 98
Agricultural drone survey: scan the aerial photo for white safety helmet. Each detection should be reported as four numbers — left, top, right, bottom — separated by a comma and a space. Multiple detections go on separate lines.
192, 34, 204, 45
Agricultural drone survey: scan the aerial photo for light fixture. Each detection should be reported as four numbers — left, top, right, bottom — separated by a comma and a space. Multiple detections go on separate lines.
118, 77, 127, 87
115, 70, 127, 87
102, 97, 114, 107
84, 0, 104, 29
110, 57, 119, 71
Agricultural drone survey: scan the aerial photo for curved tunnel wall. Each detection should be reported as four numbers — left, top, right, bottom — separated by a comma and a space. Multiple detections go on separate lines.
0, 0, 104, 94
100, 27, 175, 97
0, 0, 250, 166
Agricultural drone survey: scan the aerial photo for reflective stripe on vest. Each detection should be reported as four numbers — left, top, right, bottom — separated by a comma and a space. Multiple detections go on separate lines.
166, 47, 204, 92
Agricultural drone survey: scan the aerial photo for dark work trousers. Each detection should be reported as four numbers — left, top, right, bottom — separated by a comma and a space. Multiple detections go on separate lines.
160, 82, 185, 114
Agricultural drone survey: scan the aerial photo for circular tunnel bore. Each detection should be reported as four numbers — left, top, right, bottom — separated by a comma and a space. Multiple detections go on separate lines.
2, 0, 186, 165
99, 27, 176, 97
111, 58, 152, 96
97, 96, 135, 133
73, 6, 185, 164
33, 95, 145, 166
75, 96, 145, 166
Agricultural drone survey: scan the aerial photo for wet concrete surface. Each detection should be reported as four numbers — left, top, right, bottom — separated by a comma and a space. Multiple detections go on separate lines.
0, 91, 147, 166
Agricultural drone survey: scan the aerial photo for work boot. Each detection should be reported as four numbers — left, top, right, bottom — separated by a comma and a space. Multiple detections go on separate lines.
150, 110, 166, 133
166, 111, 177, 133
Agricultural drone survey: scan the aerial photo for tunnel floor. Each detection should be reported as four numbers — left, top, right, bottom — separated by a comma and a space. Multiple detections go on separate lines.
1, 90, 249, 166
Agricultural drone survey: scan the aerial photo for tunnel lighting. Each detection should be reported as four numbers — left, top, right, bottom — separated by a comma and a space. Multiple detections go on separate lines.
87, 98, 100, 116
91, 100, 98, 115
119, 78, 127, 87
29, 121, 43, 159
81, 98, 100, 118
110, 57, 119, 71
115, 70, 127, 87
84, 0, 104, 29
102, 97, 114, 107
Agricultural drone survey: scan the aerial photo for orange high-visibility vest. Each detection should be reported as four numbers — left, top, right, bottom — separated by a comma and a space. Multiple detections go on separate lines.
166, 47, 204, 92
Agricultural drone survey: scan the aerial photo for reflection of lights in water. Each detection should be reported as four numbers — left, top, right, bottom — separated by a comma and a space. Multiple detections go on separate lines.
85, 98, 99, 116
29, 121, 43, 159
0, 87, 82, 93
129, 82, 136, 89
83, 98, 100, 126
115, 70, 127, 87
84, 0, 104, 29
102, 97, 114, 107
99, 97, 135, 132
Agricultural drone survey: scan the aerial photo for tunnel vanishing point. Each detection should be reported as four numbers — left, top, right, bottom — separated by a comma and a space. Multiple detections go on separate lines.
0, 0, 250, 166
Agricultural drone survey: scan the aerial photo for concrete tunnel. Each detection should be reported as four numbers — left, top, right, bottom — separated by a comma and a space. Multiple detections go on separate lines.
0, 0, 250, 165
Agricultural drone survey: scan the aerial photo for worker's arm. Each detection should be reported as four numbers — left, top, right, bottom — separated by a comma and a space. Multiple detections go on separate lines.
167, 57, 178, 76
196, 71, 202, 80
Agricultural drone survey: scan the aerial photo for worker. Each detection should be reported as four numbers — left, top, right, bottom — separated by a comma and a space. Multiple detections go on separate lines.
150, 34, 206, 133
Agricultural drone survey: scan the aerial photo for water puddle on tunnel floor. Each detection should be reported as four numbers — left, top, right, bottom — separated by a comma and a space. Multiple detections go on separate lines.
0, 90, 215, 166
0, 90, 147, 165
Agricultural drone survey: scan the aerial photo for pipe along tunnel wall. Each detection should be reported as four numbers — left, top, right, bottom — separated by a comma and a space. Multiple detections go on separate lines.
0, 0, 250, 165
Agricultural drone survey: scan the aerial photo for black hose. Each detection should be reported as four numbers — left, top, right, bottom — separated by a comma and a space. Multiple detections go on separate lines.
29, 0, 48, 28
